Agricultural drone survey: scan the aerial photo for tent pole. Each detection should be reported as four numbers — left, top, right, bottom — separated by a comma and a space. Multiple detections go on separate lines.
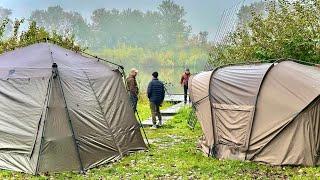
135, 110, 150, 147
119, 66, 127, 88
53, 63, 85, 174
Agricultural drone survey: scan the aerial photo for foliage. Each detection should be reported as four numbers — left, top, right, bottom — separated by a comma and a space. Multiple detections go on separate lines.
91, 0, 190, 49
2, 107, 320, 179
157, 0, 191, 48
209, 0, 320, 67
0, 6, 12, 36
94, 44, 208, 67
0, 18, 84, 54
28, 1, 195, 50
237, 1, 267, 27
30, 6, 91, 47
0, 1, 210, 69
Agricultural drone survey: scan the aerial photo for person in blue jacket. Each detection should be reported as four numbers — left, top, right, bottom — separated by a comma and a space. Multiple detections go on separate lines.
147, 71, 165, 129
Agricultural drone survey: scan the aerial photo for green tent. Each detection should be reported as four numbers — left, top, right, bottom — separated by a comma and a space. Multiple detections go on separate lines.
0, 42, 146, 174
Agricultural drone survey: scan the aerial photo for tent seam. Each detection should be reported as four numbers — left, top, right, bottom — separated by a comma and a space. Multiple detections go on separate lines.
47, 42, 85, 173
54, 67, 85, 173
208, 67, 218, 156
82, 70, 123, 158
29, 77, 52, 158
47, 39, 86, 173
244, 63, 275, 159
209, 63, 242, 155
35, 75, 53, 174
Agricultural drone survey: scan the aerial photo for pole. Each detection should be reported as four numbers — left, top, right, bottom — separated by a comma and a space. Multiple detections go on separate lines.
135, 110, 150, 147
163, 82, 172, 96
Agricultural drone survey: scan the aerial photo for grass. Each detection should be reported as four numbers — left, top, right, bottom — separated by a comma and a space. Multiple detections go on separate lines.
136, 93, 171, 121
1, 106, 320, 179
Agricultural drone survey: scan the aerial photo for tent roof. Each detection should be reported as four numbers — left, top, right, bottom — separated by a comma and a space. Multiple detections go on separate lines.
0, 42, 111, 70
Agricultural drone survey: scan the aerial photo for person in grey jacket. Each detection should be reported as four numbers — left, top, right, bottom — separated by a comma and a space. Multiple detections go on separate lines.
147, 72, 165, 128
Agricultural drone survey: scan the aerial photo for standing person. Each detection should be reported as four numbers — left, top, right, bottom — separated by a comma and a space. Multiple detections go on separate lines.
147, 72, 165, 129
126, 68, 139, 112
180, 68, 191, 104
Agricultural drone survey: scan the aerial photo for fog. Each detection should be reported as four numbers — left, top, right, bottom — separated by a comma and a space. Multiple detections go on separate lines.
0, 0, 263, 93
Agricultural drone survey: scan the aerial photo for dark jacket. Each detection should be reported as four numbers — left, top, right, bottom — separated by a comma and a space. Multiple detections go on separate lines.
126, 75, 139, 96
147, 78, 165, 105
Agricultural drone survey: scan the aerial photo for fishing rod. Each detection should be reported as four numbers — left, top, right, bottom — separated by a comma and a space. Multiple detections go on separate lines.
163, 81, 174, 96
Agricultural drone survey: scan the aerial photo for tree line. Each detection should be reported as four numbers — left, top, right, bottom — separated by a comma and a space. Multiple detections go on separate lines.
0, 0, 209, 51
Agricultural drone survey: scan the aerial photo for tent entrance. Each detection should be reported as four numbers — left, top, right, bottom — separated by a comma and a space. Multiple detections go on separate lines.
37, 63, 83, 173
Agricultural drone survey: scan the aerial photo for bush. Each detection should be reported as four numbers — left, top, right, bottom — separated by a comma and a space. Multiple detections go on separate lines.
209, 0, 320, 66
0, 19, 83, 54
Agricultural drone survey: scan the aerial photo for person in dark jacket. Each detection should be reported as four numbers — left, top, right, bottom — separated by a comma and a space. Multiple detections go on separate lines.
147, 72, 165, 128
180, 68, 191, 104
126, 68, 139, 112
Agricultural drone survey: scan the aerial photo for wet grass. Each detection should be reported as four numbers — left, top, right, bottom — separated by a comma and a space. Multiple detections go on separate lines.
1, 108, 320, 179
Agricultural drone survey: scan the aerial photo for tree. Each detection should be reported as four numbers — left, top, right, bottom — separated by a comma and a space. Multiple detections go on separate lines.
91, 8, 122, 48
30, 6, 90, 46
0, 6, 12, 37
237, 1, 266, 27
199, 31, 209, 45
0, 19, 83, 53
187, 31, 209, 48
90, 8, 162, 49
209, 0, 320, 66
157, 0, 191, 48
28, 1, 195, 50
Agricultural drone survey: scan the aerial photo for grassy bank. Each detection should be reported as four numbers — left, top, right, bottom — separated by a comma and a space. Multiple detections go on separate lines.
1, 108, 320, 179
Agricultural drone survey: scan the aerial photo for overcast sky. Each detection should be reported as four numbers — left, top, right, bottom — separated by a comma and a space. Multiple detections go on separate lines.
0, 0, 260, 40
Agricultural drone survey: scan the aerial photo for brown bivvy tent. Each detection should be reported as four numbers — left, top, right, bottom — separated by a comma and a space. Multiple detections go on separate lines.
0, 42, 146, 174
189, 60, 320, 166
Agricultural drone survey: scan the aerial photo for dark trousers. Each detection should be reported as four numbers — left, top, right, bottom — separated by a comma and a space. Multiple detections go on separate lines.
183, 85, 189, 103
129, 93, 138, 112
150, 102, 161, 125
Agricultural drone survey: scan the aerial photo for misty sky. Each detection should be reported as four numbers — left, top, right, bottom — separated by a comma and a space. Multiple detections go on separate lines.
0, 0, 260, 40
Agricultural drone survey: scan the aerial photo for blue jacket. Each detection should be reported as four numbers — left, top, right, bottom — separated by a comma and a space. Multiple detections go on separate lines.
147, 78, 165, 105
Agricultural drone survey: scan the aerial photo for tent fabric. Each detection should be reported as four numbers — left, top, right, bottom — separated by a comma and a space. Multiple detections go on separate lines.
0, 43, 146, 174
252, 96, 320, 165
247, 61, 320, 163
38, 75, 81, 172
0, 72, 51, 155
189, 71, 213, 154
209, 64, 272, 160
190, 60, 320, 166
